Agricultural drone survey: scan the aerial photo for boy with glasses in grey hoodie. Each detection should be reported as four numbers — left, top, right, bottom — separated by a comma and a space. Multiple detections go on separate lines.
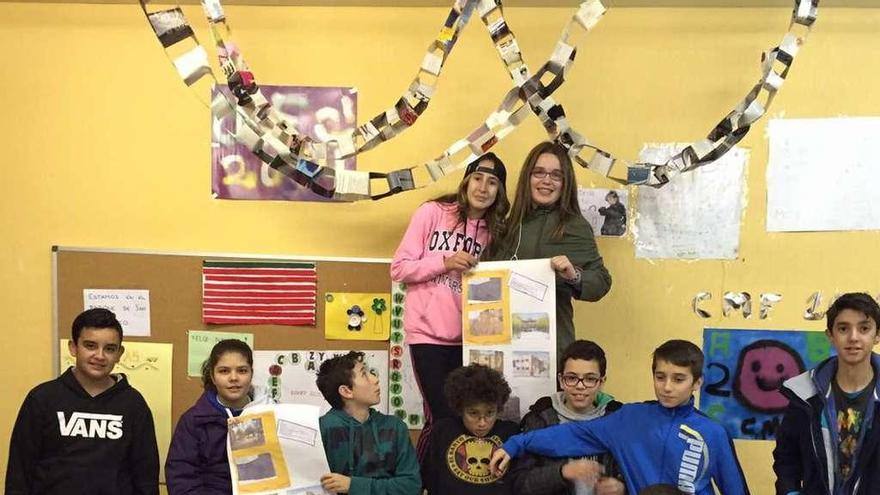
510, 340, 626, 495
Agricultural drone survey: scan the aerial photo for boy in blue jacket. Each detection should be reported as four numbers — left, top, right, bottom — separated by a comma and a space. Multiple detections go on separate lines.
316, 351, 421, 495
489, 340, 749, 495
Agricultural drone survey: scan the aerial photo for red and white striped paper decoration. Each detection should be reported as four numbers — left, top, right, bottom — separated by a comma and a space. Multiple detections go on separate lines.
202, 260, 317, 325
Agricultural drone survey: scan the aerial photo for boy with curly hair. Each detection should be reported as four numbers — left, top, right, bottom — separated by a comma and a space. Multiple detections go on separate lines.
424, 363, 519, 494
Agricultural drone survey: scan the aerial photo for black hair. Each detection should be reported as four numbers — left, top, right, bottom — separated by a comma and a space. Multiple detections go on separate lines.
444, 364, 511, 413
316, 351, 365, 409
71, 308, 123, 343
201, 339, 254, 392
826, 292, 880, 334
652, 339, 704, 381
560, 339, 607, 376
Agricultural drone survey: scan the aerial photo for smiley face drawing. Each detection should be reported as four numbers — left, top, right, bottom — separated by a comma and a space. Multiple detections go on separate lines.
734, 340, 805, 413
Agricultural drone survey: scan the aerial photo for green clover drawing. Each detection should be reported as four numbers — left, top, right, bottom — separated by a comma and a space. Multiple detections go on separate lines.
371, 298, 387, 315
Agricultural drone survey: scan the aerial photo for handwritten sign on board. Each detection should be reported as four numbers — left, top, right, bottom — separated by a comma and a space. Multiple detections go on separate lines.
187, 330, 254, 377
83, 289, 151, 337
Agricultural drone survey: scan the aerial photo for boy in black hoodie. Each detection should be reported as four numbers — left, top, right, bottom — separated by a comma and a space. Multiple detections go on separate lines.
6, 308, 159, 495
424, 363, 519, 494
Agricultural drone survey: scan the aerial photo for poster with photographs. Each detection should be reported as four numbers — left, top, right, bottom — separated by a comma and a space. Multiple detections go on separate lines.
577, 187, 628, 237
252, 350, 389, 415
462, 259, 557, 421
228, 404, 331, 495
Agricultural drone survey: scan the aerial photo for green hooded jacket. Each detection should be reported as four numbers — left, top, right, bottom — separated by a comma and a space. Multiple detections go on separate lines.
490, 206, 612, 357
319, 408, 421, 495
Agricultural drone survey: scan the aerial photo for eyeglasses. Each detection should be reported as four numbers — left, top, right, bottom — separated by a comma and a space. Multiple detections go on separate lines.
531, 169, 565, 182
559, 373, 602, 388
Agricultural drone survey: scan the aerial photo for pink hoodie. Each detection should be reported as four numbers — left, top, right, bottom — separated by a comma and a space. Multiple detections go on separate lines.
390, 201, 491, 346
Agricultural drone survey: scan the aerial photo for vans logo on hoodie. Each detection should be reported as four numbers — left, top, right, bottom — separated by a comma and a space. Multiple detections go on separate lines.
677, 425, 708, 493
57, 412, 123, 439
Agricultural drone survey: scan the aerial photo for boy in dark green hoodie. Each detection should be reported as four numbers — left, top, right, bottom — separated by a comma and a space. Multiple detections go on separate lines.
316, 351, 421, 495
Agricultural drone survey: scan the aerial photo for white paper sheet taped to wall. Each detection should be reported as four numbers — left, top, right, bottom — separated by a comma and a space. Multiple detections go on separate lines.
767, 117, 880, 233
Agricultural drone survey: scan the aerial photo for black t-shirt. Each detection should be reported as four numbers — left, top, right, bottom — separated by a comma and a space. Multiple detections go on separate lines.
832, 376, 874, 481
424, 417, 520, 495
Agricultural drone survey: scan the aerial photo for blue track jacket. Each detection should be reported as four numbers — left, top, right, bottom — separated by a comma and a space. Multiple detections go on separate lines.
502, 399, 749, 495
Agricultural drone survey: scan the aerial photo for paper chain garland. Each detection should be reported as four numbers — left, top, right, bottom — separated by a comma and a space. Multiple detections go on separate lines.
140, 0, 817, 200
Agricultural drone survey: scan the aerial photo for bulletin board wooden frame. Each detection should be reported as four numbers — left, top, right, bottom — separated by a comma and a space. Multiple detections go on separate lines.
52, 246, 392, 427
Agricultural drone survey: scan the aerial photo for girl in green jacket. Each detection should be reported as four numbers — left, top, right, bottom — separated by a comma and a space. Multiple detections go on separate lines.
490, 142, 612, 358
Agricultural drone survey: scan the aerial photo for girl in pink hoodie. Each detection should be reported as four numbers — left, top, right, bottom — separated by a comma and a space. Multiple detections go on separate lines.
390, 152, 509, 470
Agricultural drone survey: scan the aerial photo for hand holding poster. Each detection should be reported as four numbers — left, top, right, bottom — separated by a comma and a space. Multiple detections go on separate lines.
228, 403, 331, 495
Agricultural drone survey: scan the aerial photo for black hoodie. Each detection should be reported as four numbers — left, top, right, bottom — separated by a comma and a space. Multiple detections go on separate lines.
424, 416, 519, 495
6, 367, 160, 495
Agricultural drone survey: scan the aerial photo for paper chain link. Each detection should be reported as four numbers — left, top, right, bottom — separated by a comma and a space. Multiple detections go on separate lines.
140, 0, 818, 200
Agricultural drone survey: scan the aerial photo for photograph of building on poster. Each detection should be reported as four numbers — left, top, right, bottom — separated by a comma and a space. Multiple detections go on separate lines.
463, 270, 511, 345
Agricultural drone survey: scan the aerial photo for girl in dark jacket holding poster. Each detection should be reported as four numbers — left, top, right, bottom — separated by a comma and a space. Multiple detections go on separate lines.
165, 340, 255, 495
489, 142, 611, 358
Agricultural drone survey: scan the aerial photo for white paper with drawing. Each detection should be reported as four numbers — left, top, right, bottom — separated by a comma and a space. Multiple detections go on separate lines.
461, 259, 556, 421
767, 117, 880, 232
83, 289, 151, 336
252, 350, 389, 415
634, 143, 748, 259
228, 403, 331, 495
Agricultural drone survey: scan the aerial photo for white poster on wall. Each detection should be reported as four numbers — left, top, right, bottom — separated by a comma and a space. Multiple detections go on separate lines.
634, 143, 748, 260
83, 288, 151, 336
252, 350, 389, 415
461, 259, 556, 421
767, 117, 880, 232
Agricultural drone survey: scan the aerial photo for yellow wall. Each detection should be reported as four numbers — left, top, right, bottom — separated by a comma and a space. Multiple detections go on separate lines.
2, 2, 880, 492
